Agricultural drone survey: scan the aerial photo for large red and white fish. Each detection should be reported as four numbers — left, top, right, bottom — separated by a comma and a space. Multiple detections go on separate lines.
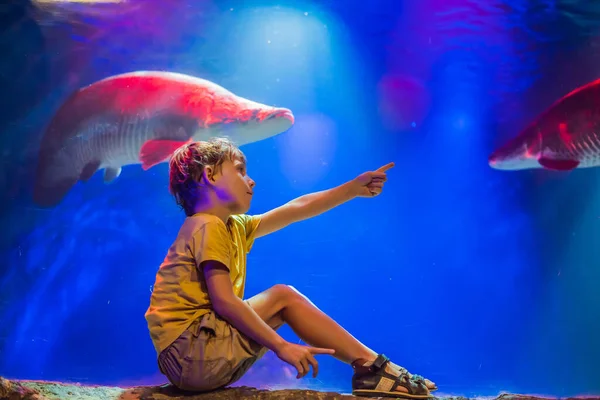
33, 71, 295, 207
488, 78, 600, 172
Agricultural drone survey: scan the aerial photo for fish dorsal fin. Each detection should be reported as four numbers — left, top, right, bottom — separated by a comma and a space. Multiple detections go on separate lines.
538, 157, 579, 171
139, 139, 192, 170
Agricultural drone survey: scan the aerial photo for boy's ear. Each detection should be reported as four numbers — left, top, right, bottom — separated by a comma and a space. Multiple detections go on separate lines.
202, 165, 215, 184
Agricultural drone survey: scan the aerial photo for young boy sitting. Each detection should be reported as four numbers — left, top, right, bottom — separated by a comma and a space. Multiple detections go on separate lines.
145, 138, 437, 398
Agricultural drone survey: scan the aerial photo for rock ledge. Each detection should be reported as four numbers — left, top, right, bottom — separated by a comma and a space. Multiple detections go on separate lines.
2, 377, 598, 400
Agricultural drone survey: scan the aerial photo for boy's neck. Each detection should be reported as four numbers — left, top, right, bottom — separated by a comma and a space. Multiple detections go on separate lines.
191, 202, 232, 224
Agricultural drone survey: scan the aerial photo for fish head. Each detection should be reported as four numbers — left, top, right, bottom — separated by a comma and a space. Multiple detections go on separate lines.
198, 95, 295, 144
488, 128, 543, 171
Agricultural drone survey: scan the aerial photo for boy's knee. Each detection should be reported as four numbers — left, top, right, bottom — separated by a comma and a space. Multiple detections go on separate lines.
270, 284, 293, 299
271, 284, 306, 302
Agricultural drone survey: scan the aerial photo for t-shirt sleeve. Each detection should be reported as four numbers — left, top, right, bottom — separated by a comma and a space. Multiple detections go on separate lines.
241, 214, 262, 253
191, 221, 232, 270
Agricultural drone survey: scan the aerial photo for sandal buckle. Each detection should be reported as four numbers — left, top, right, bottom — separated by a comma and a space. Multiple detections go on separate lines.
372, 354, 390, 370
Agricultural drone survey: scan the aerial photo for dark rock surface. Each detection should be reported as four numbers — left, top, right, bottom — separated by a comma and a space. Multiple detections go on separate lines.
2, 377, 599, 400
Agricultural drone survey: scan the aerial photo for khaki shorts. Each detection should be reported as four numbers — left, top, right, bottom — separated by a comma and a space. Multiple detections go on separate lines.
157, 305, 268, 392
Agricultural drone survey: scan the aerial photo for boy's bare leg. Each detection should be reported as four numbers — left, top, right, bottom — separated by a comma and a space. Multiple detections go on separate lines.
246, 284, 436, 393
247, 284, 377, 364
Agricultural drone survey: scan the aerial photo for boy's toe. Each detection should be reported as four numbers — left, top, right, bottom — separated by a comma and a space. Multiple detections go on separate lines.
424, 378, 437, 391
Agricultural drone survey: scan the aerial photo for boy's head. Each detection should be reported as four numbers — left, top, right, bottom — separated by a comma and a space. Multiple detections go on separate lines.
168, 138, 255, 217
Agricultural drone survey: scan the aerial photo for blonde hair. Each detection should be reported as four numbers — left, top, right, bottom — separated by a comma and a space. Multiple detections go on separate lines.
168, 138, 246, 216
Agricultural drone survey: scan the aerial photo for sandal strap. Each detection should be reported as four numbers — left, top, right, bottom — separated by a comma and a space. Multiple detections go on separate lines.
352, 354, 429, 396
371, 354, 391, 371
380, 358, 428, 386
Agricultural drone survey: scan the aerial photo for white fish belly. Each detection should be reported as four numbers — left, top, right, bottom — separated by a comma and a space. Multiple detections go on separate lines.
67, 114, 188, 170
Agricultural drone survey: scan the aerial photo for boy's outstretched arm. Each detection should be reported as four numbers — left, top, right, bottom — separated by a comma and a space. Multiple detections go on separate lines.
254, 162, 394, 238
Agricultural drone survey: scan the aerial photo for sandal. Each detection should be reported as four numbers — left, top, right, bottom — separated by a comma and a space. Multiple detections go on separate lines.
398, 367, 438, 392
351, 354, 434, 399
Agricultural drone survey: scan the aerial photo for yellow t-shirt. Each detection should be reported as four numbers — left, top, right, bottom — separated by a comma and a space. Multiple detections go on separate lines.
145, 212, 261, 355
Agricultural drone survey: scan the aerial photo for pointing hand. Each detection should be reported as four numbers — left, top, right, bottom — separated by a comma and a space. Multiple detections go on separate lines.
275, 342, 335, 379
352, 162, 394, 198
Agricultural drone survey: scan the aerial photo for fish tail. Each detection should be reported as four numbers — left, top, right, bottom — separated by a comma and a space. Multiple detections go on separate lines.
33, 140, 100, 207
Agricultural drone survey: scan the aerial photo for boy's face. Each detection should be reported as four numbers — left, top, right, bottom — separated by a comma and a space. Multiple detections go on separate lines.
210, 156, 255, 214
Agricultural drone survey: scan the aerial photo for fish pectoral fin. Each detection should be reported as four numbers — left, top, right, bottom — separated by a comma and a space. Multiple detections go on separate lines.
80, 160, 102, 181
140, 139, 192, 170
103, 167, 122, 183
538, 157, 580, 171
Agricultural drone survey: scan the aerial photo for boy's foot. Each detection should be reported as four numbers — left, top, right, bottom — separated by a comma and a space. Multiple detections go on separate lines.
389, 362, 437, 392
351, 354, 434, 399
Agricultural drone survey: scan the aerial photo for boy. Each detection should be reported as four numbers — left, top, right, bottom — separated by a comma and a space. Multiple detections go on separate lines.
145, 138, 436, 398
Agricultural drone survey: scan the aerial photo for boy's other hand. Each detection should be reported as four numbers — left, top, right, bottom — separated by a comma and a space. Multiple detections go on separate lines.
275, 342, 335, 379
351, 162, 395, 198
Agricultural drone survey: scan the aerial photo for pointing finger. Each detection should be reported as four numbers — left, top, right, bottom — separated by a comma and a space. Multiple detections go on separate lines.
376, 162, 395, 172
309, 347, 336, 355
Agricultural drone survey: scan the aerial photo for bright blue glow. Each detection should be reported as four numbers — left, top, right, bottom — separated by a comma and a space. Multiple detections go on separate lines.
0, 0, 599, 397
